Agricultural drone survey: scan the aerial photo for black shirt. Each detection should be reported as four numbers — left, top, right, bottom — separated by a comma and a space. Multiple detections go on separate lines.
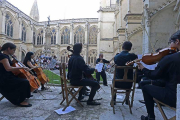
68, 54, 95, 83
96, 58, 110, 64
142, 52, 180, 92
114, 51, 138, 88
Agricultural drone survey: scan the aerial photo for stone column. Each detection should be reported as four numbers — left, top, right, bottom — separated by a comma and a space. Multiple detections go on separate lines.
56, 26, 59, 45
70, 23, 74, 45
18, 18, 22, 40
85, 21, 89, 63
1, 9, 6, 34
43, 27, 46, 45
177, 84, 180, 120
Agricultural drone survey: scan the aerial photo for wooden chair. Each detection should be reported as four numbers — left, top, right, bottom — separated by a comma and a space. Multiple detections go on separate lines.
59, 63, 84, 111
153, 98, 176, 120
110, 65, 137, 114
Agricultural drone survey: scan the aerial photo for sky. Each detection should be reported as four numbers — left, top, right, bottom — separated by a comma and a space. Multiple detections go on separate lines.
7, 0, 100, 21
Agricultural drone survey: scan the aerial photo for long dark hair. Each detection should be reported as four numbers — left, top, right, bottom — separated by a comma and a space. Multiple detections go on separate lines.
0, 42, 16, 53
23, 52, 34, 65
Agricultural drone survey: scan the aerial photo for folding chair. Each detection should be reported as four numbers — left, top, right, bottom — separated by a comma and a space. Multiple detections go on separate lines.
110, 65, 137, 114
59, 63, 84, 111
153, 98, 176, 120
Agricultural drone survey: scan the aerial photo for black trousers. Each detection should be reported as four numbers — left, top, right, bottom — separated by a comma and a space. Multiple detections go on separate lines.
71, 79, 100, 101
139, 79, 166, 89
142, 85, 176, 117
96, 70, 107, 85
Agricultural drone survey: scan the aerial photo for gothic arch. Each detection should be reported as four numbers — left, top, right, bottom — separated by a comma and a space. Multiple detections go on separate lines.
37, 28, 44, 45
88, 49, 97, 66
89, 25, 98, 44
60, 49, 70, 63
61, 26, 70, 44
5, 12, 15, 38
74, 25, 85, 44
127, 27, 142, 40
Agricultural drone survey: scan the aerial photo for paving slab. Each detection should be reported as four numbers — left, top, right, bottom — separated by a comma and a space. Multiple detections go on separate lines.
0, 71, 176, 120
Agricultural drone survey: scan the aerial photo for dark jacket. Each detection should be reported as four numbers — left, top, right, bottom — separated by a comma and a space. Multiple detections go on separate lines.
68, 54, 95, 84
114, 51, 138, 88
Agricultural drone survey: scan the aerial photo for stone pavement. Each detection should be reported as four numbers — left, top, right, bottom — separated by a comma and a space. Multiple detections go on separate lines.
0, 70, 176, 120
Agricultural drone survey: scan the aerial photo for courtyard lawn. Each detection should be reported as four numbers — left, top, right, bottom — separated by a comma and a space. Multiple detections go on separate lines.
43, 70, 61, 84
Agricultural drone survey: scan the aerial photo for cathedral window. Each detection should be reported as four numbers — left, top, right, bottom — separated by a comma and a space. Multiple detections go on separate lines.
88, 49, 97, 66
5, 14, 13, 37
37, 30, 43, 45
61, 27, 70, 44
21, 23, 26, 42
74, 26, 85, 44
51, 29, 56, 44
89, 26, 98, 44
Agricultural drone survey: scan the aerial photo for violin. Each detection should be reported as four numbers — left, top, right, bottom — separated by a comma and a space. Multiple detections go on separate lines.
126, 47, 178, 66
32, 59, 49, 84
11, 56, 41, 92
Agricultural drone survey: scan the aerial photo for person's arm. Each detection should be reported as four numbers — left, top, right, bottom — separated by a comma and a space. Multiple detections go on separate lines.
78, 58, 94, 74
137, 57, 170, 80
27, 61, 39, 69
0, 59, 28, 72
103, 59, 110, 63
96, 58, 99, 64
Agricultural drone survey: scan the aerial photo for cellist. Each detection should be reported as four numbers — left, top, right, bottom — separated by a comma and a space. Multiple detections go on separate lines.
23, 52, 47, 92
0, 43, 32, 107
137, 30, 180, 120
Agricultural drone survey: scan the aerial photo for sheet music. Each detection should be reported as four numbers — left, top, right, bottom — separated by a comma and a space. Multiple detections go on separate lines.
95, 63, 103, 72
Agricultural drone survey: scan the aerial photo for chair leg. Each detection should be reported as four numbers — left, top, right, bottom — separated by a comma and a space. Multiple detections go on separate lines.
62, 87, 83, 111
155, 101, 168, 120
128, 99, 132, 114
0, 96, 4, 101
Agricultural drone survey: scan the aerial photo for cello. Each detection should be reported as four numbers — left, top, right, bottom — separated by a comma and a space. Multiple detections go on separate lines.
32, 59, 50, 84
11, 56, 41, 92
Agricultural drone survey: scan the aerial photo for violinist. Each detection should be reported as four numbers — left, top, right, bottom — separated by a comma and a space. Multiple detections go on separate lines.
96, 53, 110, 86
68, 43, 100, 105
23, 52, 46, 92
137, 31, 180, 120
0, 43, 32, 107
113, 41, 137, 104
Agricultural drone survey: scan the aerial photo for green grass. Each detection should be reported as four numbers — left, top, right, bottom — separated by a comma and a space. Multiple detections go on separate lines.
43, 70, 61, 84
43, 69, 102, 85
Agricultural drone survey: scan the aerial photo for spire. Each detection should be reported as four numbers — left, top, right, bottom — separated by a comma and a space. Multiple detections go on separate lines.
30, 0, 39, 21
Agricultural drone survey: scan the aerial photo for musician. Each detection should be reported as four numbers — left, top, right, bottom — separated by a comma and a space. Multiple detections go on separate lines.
68, 43, 100, 105
114, 41, 138, 104
0, 43, 32, 107
137, 31, 180, 120
23, 52, 46, 91
96, 53, 110, 86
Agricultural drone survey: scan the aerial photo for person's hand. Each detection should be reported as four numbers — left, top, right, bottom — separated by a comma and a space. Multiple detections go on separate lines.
22, 67, 30, 71
136, 62, 145, 70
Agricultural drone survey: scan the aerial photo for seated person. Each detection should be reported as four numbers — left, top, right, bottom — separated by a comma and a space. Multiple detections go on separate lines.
68, 43, 100, 105
137, 30, 180, 120
113, 41, 138, 103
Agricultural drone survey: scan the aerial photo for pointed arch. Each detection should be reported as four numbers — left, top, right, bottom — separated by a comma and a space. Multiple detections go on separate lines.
61, 26, 70, 44
88, 49, 97, 66
60, 49, 70, 63
74, 25, 85, 44
5, 12, 14, 37
37, 28, 43, 45
21, 21, 27, 42
51, 28, 56, 44
89, 25, 98, 44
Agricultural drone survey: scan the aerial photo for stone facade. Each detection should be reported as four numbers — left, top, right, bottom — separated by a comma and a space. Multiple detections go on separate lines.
0, 0, 179, 65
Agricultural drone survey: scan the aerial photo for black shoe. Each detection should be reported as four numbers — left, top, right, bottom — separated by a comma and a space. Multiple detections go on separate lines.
30, 95, 33, 97
17, 103, 32, 107
87, 101, 101, 105
139, 100, 145, 104
78, 96, 84, 101
141, 115, 155, 120
33, 89, 38, 93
